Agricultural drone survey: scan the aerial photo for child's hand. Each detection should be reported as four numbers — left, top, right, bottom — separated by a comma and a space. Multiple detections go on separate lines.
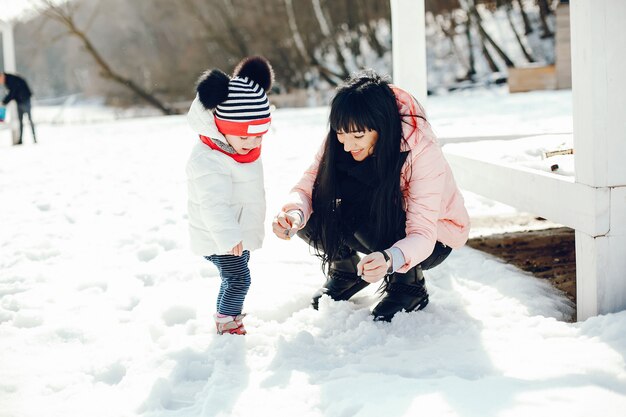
228, 241, 243, 256
272, 210, 302, 240
357, 252, 389, 283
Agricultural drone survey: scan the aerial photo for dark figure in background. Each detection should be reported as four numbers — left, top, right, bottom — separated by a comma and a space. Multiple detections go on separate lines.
0, 72, 37, 145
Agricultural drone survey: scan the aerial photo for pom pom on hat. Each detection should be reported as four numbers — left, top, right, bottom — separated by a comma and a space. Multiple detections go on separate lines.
232, 56, 274, 92
196, 69, 230, 110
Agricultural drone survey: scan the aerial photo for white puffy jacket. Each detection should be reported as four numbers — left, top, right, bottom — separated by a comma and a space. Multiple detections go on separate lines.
186, 97, 266, 256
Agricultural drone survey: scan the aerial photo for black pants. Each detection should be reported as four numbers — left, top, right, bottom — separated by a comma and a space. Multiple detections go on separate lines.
297, 213, 452, 272
17, 100, 37, 144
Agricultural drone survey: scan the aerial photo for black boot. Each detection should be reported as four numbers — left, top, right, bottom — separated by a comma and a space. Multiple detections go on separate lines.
371, 267, 428, 322
311, 254, 370, 309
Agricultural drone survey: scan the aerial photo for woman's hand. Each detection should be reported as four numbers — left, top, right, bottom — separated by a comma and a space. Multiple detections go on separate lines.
357, 252, 390, 283
272, 210, 302, 240
228, 241, 243, 256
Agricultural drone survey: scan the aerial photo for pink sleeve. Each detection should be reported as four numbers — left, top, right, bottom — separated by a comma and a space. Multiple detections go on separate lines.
393, 139, 447, 272
281, 140, 325, 225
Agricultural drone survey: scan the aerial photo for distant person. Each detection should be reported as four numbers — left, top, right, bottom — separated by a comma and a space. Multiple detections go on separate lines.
272, 70, 470, 322
186, 56, 273, 335
0, 72, 37, 145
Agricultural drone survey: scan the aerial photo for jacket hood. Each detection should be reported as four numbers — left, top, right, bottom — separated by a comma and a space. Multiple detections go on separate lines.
187, 96, 227, 142
391, 86, 433, 152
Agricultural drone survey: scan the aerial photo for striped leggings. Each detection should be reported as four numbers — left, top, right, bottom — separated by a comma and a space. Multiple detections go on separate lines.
205, 251, 251, 316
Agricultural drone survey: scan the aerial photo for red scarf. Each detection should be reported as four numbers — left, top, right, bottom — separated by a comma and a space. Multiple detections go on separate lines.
199, 135, 261, 163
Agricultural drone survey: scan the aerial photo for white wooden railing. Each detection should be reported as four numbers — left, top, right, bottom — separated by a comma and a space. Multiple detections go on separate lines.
392, 0, 626, 321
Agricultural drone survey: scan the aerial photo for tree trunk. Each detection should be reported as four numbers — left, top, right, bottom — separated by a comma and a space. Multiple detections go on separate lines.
285, 0, 342, 86
42, 2, 174, 115
537, 0, 553, 15
537, 0, 554, 38
284, 0, 312, 67
358, 0, 386, 57
345, 0, 362, 57
311, 0, 350, 79
181, 0, 240, 58
214, 0, 250, 57
515, 0, 533, 35
480, 40, 500, 73
470, 4, 516, 68
506, 4, 535, 63
467, 8, 499, 73
464, 12, 477, 78
438, 15, 470, 74
366, 22, 386, 58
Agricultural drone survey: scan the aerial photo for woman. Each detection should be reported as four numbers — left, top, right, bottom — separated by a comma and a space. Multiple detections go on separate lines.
272, 70, 470, 321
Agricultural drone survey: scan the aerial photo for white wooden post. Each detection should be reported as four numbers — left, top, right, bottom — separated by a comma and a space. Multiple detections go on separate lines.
571, 0, 626, 320
1, 20, 20, 145
1, 22, 16, 72
390, 0, 427, 105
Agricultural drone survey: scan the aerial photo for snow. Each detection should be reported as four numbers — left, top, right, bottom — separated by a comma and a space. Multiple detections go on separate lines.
2, 87, 626, 417
445, 134, 574, 176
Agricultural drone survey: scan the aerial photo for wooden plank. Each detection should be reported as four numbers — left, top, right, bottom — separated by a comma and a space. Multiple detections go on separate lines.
555, 4, 572, 89
508, 65, 557, 93
544, 148, 573, 158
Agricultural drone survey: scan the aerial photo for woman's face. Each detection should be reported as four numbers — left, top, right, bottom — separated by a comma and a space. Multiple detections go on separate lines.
224, 134, 263, 155
336, 129, 379, 161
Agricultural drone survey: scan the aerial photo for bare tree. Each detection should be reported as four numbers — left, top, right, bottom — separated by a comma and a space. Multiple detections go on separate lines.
503, 0, 535, 62
182, 0, 249, 57
38, 0, 174, 114
284, 0, 315, 73
515, 0, 533, 34
463, 12, 478, 77
536, 0, 554, 38
437, 13, 473, 78
425, 0, 476, 80
466, 7, 500, 72
311, 0, 351, 78
284, 0, 344, 86
181, 0, 251, 58
467, 0, 516, 68
355, 0, 387, 58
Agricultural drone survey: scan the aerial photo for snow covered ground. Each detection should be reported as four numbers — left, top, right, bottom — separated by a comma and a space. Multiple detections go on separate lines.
1, 88, 625, 417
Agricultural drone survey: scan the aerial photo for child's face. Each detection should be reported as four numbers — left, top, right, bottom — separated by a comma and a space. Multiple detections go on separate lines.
224, 134, 264, 155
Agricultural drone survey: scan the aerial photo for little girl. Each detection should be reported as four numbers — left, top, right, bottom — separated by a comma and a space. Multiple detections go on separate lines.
186, 56, 273, 335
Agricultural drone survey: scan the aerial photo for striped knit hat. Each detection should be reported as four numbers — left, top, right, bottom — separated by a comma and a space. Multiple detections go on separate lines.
196, 56, 273, 137
214, 76, 271, 136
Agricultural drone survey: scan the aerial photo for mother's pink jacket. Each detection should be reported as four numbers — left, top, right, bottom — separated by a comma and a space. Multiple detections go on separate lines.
283, 86, 470, 272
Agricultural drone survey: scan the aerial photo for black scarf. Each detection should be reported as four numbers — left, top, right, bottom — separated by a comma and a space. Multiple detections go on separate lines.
334, 151, 408, 238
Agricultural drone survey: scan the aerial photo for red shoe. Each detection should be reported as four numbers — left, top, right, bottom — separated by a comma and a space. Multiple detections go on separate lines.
214, 314, 247, 335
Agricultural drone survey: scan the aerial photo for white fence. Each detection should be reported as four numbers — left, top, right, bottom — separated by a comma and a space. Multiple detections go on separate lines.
392, 0, 626, 321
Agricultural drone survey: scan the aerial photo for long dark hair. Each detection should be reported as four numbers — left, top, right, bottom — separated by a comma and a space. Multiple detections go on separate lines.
310, 70, 412, 273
